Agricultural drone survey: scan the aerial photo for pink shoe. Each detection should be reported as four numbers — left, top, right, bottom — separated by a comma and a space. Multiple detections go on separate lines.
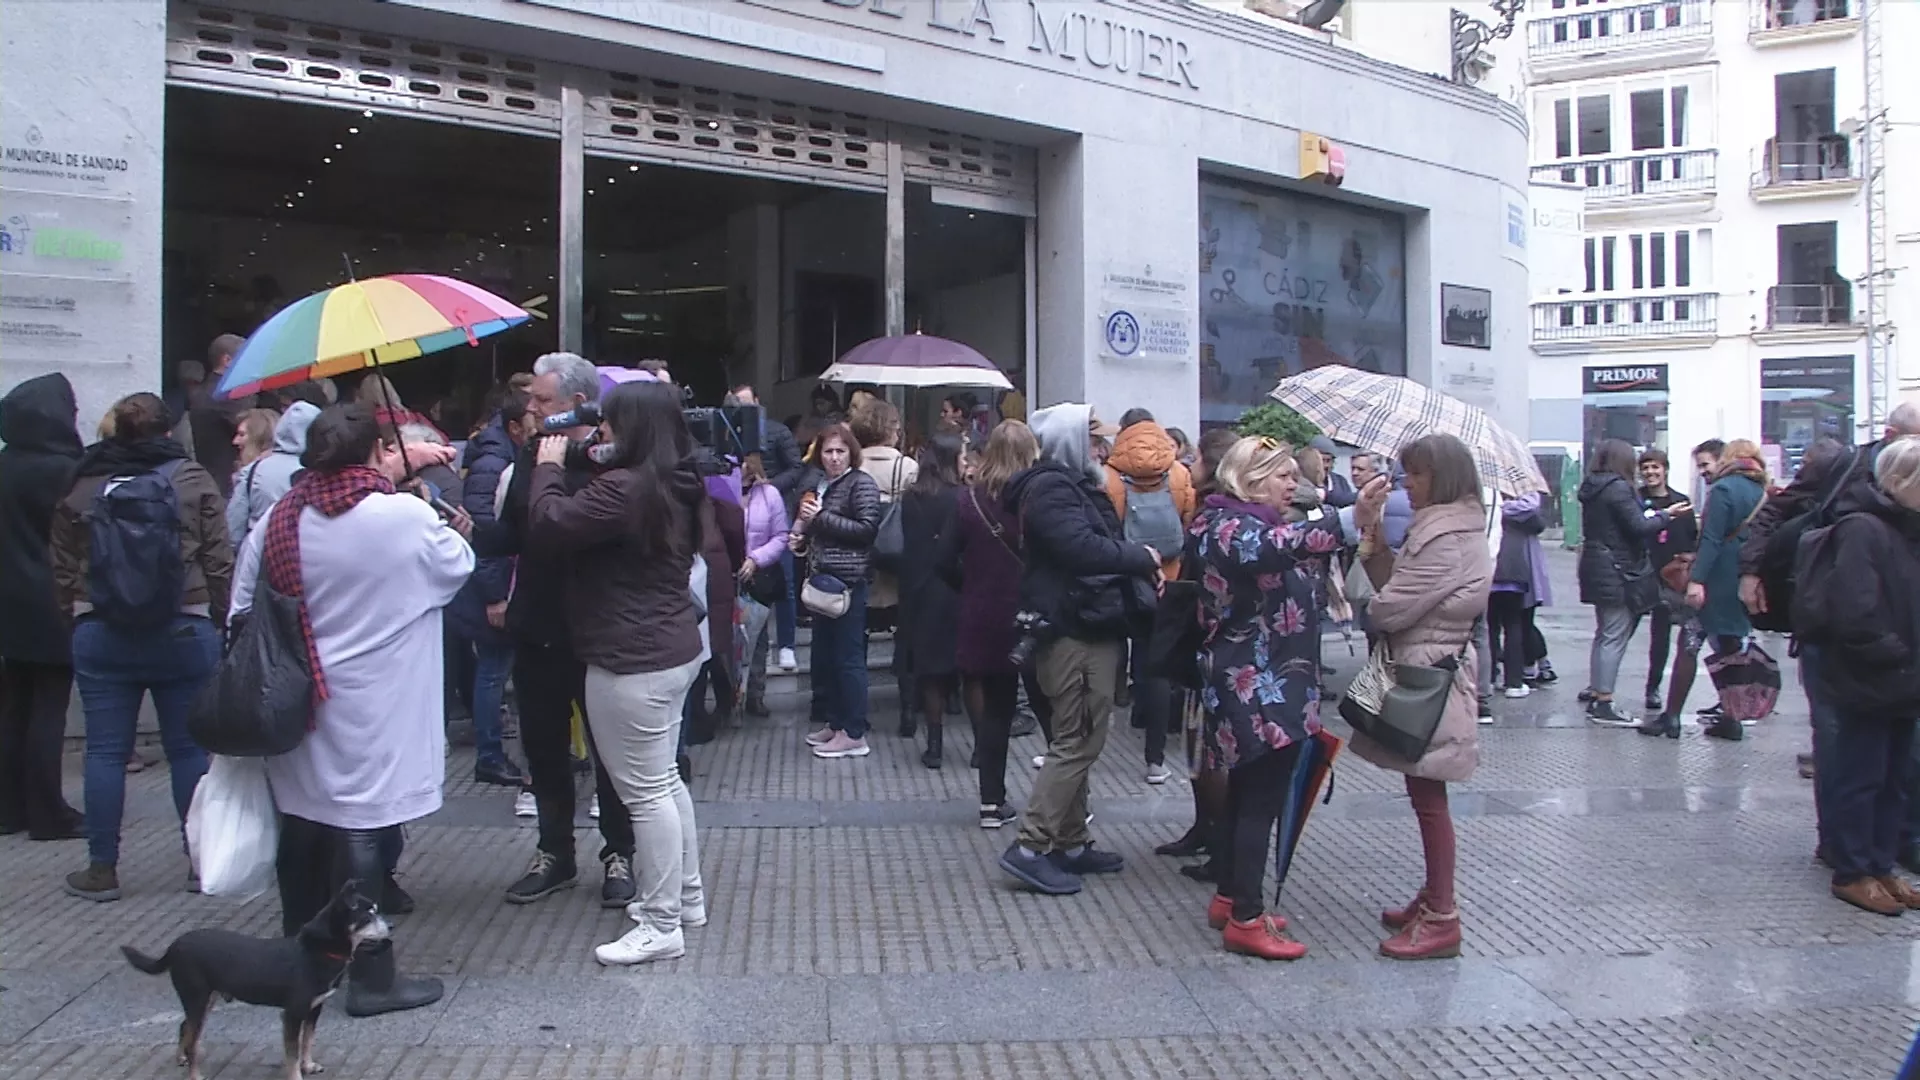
805, 727, 837, 746
812, 732, 871, 759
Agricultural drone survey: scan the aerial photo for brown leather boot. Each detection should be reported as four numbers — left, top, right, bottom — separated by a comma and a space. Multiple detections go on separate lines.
1874, 876, 1920, 911
1380, 887, 1429, 931
1833, 878, 1904, 916
1223, 914, 1307, 961
1380, 904, 1461, 960
1209, 894, 1286, 932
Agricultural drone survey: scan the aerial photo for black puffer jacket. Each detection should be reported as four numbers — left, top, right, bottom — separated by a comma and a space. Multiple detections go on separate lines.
1003, 460, 1160, 641
1577, 472, 1670, 607
0, 374, 82, 664
1800, 483, 1920, 713
801, 467, 882, 584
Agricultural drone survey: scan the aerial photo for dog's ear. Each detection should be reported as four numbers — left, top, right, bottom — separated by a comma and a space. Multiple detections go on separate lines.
336, 878, 362, 902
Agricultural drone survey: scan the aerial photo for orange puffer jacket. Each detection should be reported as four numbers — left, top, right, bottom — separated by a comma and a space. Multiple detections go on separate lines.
1102, 421, 1196, 577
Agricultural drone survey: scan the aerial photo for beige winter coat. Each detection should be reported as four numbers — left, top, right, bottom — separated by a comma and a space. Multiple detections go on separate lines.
857, 445, 917, 610
1348, 498, 1492, 783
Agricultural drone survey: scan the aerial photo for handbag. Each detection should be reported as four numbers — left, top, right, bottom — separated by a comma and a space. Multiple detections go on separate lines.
1658, 553, 1695, 594
1145, 579, 1204, 689
1337, 638, 1461, 763
187, 577, 313, 757
746, 559, 787, 606
871, 457, 907, 572
1069, 572, 1158, 637
1619, 561, 1660, 616
1705, 638, 1781, 722
801, 570, 852, 619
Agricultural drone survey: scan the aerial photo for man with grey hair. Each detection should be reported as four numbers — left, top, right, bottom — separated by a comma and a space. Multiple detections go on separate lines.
472, 353, 638, 909
1740, 393, 1920, 871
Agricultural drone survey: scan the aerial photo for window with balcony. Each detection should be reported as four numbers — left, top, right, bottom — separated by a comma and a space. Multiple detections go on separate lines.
1530, 0, 1714, 58
1754, 0, 1852, 31
1535, 78, 1715, 199
1770, 221, 1852, 327
1535, 225, 1716, 342
1753, 68, 1859, 191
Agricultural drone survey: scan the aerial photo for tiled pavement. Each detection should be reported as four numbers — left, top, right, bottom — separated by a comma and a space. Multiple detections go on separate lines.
5, 553, 1919, 1079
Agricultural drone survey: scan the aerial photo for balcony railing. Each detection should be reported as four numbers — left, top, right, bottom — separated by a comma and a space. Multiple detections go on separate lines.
1752, 136, 1861, 189
1531, 148, 1717, 200
1529, 0, 1714, 57
1533, 292, 1717, 343
1767, 282, 1854, 328
1750, 0, 1854, 33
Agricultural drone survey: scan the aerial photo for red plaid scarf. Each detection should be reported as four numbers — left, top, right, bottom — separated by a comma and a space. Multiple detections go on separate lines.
261, 465, 396, 708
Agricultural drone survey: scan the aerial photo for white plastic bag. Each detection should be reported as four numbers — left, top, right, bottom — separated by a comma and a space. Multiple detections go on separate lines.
185, 755, 279, 902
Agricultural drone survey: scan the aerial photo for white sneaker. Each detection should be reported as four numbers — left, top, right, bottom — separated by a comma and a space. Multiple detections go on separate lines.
1032, 754, 1046, 770
633, 899, 708, 928
594, 923, 686, 966
588, 794, 600, 820
778, 647, 798, 671
1503, 686, 1532, 699
812, 732, 871, 759
1145, 763, 1173, 785
514, 790, 537, 818
805, 726, 837, 746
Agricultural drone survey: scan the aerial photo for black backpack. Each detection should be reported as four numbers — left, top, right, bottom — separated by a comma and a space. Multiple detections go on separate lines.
85, 461, 187, 629
1751, 448, 1858, 634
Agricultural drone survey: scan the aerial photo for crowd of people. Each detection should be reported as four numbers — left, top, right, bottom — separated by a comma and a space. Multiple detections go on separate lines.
2, 334, 1918, 999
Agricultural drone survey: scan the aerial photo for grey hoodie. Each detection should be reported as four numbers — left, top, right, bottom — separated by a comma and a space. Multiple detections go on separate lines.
227, 401, 320, 548
1029, 402, 1100, 486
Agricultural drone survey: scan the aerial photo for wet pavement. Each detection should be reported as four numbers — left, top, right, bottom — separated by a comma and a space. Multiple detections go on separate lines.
4, 548, 1917, 1079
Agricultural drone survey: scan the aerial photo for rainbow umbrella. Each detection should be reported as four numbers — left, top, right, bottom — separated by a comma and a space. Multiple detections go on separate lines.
214, 274, 529, 400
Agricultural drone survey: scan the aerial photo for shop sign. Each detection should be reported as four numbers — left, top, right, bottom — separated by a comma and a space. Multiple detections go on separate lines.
1761, 356, 1853, 387
1583, 364, 1668, 394
0, 275, 134, 364
1100, 264, 1192, 362
0, 190, 136, 283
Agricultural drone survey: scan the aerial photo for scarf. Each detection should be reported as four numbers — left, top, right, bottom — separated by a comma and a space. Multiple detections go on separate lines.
74, 436, 188, 479
1204, 492, 1283, 528
1715, 457, 1768, 485
261, 465, 396, 711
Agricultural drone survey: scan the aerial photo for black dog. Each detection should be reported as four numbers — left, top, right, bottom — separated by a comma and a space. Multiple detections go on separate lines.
121, 881, 390, 1080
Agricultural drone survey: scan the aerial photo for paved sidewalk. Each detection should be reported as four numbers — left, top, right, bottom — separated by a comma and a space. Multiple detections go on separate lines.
5, 551, 1918, 1079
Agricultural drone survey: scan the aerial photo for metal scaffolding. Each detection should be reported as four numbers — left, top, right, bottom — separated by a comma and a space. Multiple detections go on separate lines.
1862, 0, 1893, 430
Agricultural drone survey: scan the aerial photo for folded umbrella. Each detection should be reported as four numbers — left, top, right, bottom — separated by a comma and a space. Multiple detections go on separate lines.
1272, 365, 1547, 496
1272, 728, 1343, 905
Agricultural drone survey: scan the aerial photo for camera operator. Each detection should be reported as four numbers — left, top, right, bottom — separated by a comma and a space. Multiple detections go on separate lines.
470, 352, 636, 910
527, 380, 713, 966
996, 403, 1163, 896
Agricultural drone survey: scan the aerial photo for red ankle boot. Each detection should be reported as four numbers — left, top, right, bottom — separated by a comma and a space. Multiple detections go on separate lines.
1223, 914, 1307, 960
1209, 894, 1285, 932
1380, 888, 1429, 930
1379, 904, 1461, 960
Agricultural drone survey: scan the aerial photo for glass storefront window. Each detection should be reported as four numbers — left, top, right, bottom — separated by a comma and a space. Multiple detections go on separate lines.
1582, 364, 1670, 460
1762, 356, 1854, 476
903, 184, 1027, 442
1198, 175, 1407, 427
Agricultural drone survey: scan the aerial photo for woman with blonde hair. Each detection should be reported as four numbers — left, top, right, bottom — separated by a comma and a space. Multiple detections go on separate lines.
1350, 434, 1492, 960
230, 408, 279, 473
939, 420, 1051, 825
1187, 436, 1347, 959
1639, 437, 1767, 741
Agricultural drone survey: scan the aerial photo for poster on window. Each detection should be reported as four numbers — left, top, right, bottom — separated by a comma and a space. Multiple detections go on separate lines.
1198, 176, 1406, 425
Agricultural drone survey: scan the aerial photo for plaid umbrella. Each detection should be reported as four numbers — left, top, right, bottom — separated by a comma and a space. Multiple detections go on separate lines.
1271, 365, 1548, 495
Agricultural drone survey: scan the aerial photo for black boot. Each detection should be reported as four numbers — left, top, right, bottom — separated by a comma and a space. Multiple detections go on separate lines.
921, 723, 943, 770
1635, 713, 1680, 739
1154, 822, 1210, 857
1704, 718, 1745, 742
345, 940, 444, 1017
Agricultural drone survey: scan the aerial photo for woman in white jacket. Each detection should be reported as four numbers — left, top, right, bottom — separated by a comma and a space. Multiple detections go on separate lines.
231, 403, 474, 1017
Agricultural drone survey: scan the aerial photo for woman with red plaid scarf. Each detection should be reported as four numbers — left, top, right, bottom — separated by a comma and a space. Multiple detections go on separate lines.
230, 403, 474, 1018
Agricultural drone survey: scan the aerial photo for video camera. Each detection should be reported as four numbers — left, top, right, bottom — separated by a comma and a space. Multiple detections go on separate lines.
544, 399, 764, 465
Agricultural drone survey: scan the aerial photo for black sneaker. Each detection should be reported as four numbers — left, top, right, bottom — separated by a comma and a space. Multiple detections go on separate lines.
979, 804, 1017, 829
1643, 692, 1664, 714
602, 853, 637, 908
1635, 713, 1680, 739
998, 842, 1083, 895
1703, 718, 1745, 742
1586, 700, 1636, 727
503, 851, 577, 905
382, 873, 416, 914
474, 759, 527, 787
1697, 702, 1725, 718
1050, 844, 1124, 875
1577, 687, 1599, 703
1527, 663, 1559, 686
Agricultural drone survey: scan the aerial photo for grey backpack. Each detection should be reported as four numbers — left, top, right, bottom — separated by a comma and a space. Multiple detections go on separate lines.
1120, 472, 1183, 555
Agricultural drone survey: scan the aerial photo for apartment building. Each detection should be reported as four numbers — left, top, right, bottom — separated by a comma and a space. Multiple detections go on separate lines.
1525, 0, 1916, 476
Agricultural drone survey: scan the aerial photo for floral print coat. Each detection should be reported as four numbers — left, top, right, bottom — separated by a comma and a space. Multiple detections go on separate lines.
1187, 495, 1344, 771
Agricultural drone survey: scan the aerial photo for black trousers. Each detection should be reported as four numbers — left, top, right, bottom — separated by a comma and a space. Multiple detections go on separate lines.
277, 813, 400, 936
1486, 593, 1533, 691
1646, 604, 1677, 697
1215, 741, 1306, 923
966, 673, 1020, 807
513, 642, 632, 865
1128, 628, 1172, 767
0, 660, 79, 835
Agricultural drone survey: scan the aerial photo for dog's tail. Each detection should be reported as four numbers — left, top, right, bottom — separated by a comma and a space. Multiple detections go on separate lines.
120, 944, 169, 975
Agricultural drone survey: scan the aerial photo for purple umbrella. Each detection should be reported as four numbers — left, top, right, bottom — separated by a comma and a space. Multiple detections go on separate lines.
821, 333, 1012, 389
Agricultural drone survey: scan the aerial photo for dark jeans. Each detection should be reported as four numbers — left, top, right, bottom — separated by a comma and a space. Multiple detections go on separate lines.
513, 642, 632, 865
1825, 706, 1918, 886
465, 637, 514, 769
1486, 592, 1533, 690
775, 548, 798, 651
1128, 627, 1172, 767
72, 615, 218, 866
1801, 644, 1841, 852
1646, 603, 1676, 698
966, 672, 1020, 807
1217, 741, 1307, 923
809, 581, 870, 739
0, 660, 79, 834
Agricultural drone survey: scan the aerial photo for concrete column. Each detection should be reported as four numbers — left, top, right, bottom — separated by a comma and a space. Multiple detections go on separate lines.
884, 137, 906, 338
558, 81, 585, 355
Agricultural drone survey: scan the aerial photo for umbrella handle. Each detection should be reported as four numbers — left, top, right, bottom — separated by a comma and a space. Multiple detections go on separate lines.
367, 351, 420, 487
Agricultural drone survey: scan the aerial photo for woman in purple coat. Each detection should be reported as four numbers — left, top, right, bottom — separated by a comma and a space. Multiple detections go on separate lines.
937, 421, 1050, 828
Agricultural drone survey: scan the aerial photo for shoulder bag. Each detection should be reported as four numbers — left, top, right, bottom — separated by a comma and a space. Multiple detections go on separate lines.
1338, 637, 1463, 763
871, 457, 908, 571
187, 577, 313, 757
